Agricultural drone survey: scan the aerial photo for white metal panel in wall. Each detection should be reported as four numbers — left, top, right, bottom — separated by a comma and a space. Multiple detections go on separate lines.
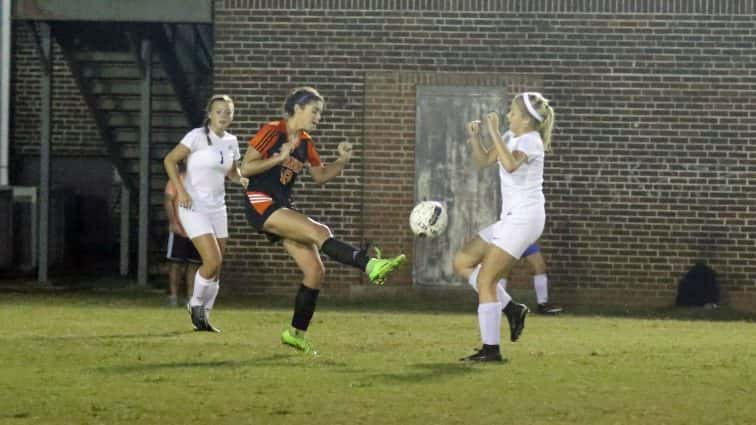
414, 85, 508, 287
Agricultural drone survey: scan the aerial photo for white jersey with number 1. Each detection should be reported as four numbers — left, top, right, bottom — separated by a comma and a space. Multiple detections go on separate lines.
180, 127, 240, 213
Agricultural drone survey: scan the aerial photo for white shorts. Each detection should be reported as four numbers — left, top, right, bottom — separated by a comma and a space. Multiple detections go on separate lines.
178, 206, 228, 239
478, 208, 545, 259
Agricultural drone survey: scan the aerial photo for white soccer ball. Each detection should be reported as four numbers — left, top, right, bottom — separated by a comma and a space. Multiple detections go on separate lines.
409, 200, 448, 238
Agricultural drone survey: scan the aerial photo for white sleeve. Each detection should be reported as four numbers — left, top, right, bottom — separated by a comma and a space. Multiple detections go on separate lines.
514, 133, 544, 162
232, 136, 241, 161
179, 128, 200, 152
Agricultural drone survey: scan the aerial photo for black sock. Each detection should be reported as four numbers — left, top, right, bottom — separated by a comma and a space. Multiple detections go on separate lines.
320, 238, 370, 271
482, 344, 500, 352
291, 285, 320, 331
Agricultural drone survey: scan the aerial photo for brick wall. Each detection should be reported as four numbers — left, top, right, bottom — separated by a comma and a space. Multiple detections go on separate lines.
214, 0, 756, 310
9, 1, 755, 310
11, 23, 105, 159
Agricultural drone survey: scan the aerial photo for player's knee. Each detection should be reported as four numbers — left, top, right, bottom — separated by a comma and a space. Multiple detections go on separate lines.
308, 222, 332, 245
202, 256, 222, 277
452, 252, 470, 276
475, 268, 497, 288
303, 264, 326, 286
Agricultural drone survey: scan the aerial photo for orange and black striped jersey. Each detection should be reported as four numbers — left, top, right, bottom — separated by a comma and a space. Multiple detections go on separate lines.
246, 120, 322, 204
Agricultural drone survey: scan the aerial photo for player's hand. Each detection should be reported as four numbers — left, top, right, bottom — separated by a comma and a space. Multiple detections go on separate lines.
337, 142, 353, 163
277, 140, 295, 162
239, 177, 249, 189
170, 223, 187, 238
466, 120, 481, 139
177, 191, 192, 210
485, 112, 500, 132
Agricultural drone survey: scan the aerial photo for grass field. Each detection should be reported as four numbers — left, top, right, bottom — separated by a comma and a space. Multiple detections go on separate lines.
1, 289, 755, 425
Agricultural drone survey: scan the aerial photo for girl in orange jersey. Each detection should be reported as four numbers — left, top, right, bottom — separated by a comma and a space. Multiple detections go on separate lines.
241, 86, 405, 354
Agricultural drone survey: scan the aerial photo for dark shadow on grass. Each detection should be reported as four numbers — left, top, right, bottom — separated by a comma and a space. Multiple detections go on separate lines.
98, 354, 299, 373
97, 353, 368, 375
560, 304, 756, 323
366, 361, 486, 384
27, 330, 187, 341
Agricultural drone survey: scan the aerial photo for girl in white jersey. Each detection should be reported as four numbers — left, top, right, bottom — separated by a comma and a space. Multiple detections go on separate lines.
163, 95, 247, 332
453, 92, 555, 362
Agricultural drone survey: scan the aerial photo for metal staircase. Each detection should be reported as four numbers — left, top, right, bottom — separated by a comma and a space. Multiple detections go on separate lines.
52, 21, 213, 268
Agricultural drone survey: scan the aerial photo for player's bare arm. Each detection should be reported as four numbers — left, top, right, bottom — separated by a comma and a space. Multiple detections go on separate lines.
309, 142, 352, 185
486, 112, 527, 173
163, 144, 193, 208
466, 120, 498, 167
240, 140, 293, 177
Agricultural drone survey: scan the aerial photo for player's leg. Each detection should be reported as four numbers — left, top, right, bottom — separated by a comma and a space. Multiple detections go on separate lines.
167, 262, 181, 307
489, 220, 537, 343
452, 236, 488, 280
461, 245, 516, 362
183, 236, 201, 302
201, 237, 227, 332
186, 234, 222, 331
165, 232, 181, 307
184, 262, 198, 302
453, 227, 513, 305
525, 250, 562, 315
280, 239, 325, 354
178, 207, 222, 331
264, 208, 406, 284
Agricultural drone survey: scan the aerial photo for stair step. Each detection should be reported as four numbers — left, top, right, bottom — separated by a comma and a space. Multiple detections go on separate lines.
125, 162, 172, 174
96, 96, 183, 112
120, 145, 176, 160
113, 127, 188, 142
72, 51, 135, 63
106, 111, 187, 128
89, 80, 176, 96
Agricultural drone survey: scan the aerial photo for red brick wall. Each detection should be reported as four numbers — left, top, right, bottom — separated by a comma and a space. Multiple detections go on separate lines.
214, 0, 756, 310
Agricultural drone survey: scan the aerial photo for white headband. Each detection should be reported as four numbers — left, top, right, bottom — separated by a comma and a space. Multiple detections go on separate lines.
521, 92, 544, 123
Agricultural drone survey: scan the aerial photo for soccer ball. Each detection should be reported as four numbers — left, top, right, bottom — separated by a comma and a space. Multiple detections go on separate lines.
409, 200, 448, 238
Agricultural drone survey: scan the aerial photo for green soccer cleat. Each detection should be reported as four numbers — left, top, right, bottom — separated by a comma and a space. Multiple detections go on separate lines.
366, 248, 407, 285
281, 329, 317, 355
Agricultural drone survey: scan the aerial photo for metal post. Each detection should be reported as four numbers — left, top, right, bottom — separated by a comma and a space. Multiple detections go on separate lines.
119, 177, 130, 276
0, 0, 11, 186
137, 38, 151, 286
36, 22, 52, 286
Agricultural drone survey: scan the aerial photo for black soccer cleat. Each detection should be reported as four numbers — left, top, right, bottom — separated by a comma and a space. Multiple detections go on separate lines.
537, 303, 563, 315
203, 322, 221, 333
203, 314, 222, 333
460, 345, 504, 362
503, 301, 529, 342
187, 304, 208, 331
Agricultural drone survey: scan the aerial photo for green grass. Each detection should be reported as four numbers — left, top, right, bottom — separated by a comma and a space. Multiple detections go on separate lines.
1, 290, 755, 425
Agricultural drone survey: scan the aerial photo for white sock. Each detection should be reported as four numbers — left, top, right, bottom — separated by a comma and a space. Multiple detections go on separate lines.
534, 274, 548, 304
189, 271, 213, 307
497, 279, 511, 306
467, 265, 481, 291
468, 265, 511, 306
477, 302, 502, 345
204, 279, 220, 310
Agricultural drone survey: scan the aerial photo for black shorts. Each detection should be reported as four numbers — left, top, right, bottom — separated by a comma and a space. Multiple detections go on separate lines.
242, 190, 288, 243
166, 232, 201, 263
